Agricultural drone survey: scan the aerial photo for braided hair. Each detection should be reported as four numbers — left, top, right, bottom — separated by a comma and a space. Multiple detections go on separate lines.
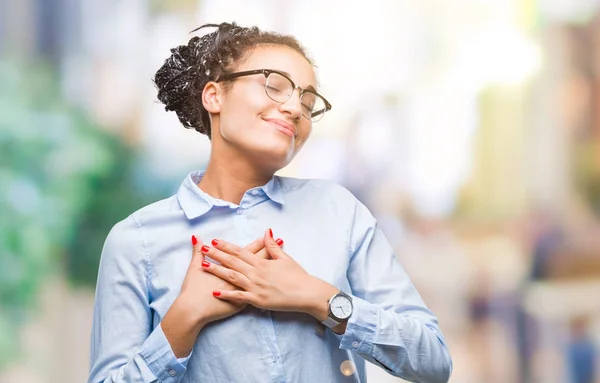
154, 22, 312, 138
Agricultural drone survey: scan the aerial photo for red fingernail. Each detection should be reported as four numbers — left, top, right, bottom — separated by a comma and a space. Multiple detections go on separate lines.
276, 238, 283, 246
191, 235, 198, 246
213, 290, 221, 297
269, 228, 273, 238
201, 245, 210, 253
202, 261, 210, 268
211, 239, 219, 246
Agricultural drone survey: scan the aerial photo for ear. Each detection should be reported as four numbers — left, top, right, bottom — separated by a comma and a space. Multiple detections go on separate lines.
202, 81, 222, 114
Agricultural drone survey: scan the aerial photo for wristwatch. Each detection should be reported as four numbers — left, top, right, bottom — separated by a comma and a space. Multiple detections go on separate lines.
321, 291, 353, 329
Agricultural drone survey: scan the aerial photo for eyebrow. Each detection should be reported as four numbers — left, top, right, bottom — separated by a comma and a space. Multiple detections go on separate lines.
278, 70, 317, 92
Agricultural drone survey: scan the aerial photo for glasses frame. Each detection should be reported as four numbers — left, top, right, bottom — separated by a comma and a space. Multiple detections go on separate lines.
216, 69, 332, 122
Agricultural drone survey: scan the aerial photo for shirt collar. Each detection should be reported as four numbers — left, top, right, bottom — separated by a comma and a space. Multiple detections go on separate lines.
261, 174, 285, 206
177, 170, 286, 220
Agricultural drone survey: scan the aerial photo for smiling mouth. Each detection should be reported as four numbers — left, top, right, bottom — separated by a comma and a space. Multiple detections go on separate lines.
264, 118, 296, 138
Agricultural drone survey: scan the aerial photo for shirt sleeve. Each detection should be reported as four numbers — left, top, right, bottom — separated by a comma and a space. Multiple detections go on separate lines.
88, 215, 191, 383
338, 197, 453, 383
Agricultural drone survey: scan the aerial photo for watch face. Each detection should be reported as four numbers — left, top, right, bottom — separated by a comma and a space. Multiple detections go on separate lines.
330, 295, 353, 320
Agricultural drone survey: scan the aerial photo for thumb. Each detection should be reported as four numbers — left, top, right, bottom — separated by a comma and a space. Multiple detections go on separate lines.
264, 229, 287, 260
244, 237, 265, 254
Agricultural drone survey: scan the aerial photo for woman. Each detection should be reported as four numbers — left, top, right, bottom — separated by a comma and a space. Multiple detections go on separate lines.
88, 22, 452, 383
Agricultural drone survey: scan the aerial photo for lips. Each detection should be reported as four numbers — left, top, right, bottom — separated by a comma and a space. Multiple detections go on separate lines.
263, 118, 296, 137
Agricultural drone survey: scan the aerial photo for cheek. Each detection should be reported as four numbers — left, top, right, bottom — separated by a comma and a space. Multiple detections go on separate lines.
219, 100, 258, 136
239, 87, 273, 114
296, 123, 312, 144
223, 88, 265, 117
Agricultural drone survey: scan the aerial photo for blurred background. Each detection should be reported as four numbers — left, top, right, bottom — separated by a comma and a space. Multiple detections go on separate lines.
1, 0, 600, 382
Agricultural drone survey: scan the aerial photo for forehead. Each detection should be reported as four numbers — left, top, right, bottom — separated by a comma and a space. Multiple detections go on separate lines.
238, 45, 317, 89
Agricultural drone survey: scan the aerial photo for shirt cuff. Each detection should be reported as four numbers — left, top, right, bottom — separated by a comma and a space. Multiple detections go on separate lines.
177, 356, 191, 365
140, 323, 190, 382
339, 295, 379, 356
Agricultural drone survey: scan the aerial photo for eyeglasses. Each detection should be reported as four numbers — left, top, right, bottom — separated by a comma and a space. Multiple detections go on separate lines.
216, 69, 332, 122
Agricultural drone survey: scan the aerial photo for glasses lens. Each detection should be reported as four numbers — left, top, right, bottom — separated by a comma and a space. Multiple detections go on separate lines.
265, 71, 328, 122
265, 72, 293, 103
301, 91, 327, 122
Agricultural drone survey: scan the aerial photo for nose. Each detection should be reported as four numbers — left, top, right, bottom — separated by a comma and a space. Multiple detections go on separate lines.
278, 88, 302, 120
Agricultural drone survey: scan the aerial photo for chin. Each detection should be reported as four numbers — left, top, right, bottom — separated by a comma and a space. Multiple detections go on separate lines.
237, 132, 301, 170
262, 150, 295, 170
256, 133, 295, 153
252, 145, 296, 172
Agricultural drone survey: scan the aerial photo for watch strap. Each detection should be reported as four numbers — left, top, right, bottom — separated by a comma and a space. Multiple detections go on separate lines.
321, 316, 341, 329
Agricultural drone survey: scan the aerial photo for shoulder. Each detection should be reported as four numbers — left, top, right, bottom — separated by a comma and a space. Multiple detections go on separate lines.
276, 177, 367, 219
101, 214, 144, 259
102, 195, 179, 255
130, 195, 180, 220
278, 177, 357, 201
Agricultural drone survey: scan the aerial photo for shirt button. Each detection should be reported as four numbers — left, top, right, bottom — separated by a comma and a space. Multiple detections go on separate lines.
168, 369, 176, 376
272, 356, 278, 362
251, 190, 259, 196
236, 208, 243, 215
352, 341, 359, 349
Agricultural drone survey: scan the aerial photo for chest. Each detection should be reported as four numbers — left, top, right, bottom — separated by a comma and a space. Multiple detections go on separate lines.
146, 205, 352, 319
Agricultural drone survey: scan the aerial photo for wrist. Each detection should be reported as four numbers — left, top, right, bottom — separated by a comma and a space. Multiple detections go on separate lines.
172, 295, 208, 331
162, 297, 206, 359
304, 278, 339, 321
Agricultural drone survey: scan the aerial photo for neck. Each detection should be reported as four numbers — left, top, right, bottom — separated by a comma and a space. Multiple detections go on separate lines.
198, 151, 274, 205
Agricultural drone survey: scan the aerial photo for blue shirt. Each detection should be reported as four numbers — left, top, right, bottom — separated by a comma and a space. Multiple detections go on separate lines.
88, 171, 452, 383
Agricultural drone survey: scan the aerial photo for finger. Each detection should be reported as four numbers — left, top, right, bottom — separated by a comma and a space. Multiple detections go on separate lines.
191, 235, 205, 266
212, 289, 255, 305
244, 237, 265, 254
210, 239, 257, 267
201, 244, 253, 274
201, 259, 251, 290
255, 247, 269, 260
255, 237, 283, 260
264, 229, 289, 260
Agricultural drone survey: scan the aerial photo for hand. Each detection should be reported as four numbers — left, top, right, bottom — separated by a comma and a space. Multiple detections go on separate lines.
199, 229, 336, 317
162, 235, 277, 358
177, 234, 272, 326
